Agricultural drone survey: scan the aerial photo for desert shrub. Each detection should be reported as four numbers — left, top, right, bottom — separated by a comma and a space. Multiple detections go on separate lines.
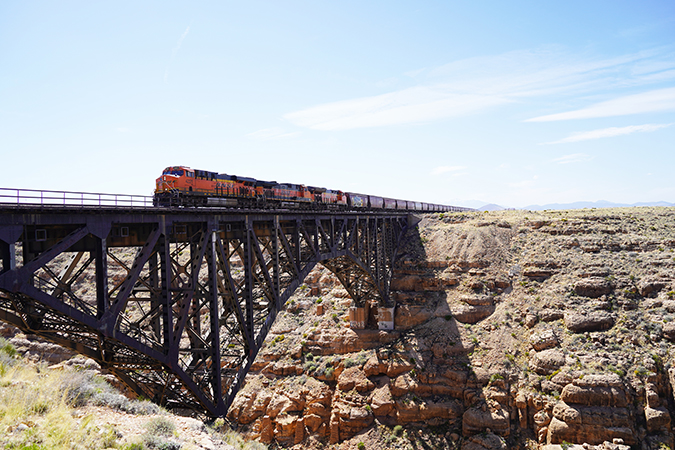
0, 338, 17, 376
0, 337, 17, 357
59, 370, 111, 407
125, 398, 161, 415
608, 366, 626, 377
121, 444, 145, 450
145, 416, 176, 437
304, 361, 317, 373
393, 425, 403, 436
0, 364, 128, 449
489, 373, 504, 384
92, 391, 130, 410
142, 416, 180, 450
343, 358, 356, 368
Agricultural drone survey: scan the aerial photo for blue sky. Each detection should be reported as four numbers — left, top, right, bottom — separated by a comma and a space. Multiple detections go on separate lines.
1, 1, 674, 208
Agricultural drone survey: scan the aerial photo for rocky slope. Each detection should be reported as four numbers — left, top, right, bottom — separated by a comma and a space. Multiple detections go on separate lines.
227, 207, 675, 450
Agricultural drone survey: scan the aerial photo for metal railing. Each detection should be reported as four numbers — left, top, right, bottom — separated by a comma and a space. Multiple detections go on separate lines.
0, 188, 154, 208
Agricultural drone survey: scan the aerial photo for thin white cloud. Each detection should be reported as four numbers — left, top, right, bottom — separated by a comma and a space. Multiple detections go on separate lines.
172, 25, 191, 57
246, 127, 300, 140
552, 153, 593, 164
544, 123, 672, 144
284, 47, 675, 131
432, 165, 467, 175
164, 24, 191, 83
527, 87, 675, 122
285, 87, 510, 130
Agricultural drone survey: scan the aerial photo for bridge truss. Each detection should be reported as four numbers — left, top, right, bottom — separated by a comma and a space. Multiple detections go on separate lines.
0, 207, 412, 416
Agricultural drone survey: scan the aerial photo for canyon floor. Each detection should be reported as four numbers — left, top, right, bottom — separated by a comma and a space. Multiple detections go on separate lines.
3, 207, 675, 450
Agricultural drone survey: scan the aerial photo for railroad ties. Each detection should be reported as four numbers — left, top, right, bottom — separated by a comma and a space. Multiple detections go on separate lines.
0, 205, 412, 417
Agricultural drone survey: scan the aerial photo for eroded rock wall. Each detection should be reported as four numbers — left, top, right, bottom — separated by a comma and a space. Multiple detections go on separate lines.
229, 208, 675, 450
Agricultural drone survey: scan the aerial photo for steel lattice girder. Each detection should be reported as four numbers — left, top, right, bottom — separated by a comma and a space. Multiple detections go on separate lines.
0, 209, 412, 416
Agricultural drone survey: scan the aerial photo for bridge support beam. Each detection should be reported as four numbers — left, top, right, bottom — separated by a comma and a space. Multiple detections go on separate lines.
0, 209, 410, 417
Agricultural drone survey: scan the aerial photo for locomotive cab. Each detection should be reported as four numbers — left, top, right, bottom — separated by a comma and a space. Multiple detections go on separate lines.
155, 166, 195, 193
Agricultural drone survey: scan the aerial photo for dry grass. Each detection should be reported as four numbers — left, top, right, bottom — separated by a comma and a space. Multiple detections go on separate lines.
0, 337, 267, 450
0, 343, 118, 449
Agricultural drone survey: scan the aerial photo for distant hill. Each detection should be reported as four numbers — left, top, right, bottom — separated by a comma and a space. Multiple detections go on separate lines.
478, 203, 508, 211
521, 200, 675, 211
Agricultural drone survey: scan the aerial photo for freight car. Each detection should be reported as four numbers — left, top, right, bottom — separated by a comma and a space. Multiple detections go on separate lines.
154, 165, 466, 212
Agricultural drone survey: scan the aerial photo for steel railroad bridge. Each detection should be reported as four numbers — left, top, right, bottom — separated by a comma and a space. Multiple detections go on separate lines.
0, 188, 446, 417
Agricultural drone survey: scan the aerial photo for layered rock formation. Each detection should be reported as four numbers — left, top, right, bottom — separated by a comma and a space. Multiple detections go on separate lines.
228, 208, 675, 450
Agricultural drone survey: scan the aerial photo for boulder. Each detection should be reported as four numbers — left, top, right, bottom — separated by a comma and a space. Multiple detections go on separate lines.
258, 415, 274, 444
645, 406, 671, 433
363, 355, 388, 376
460, 295, 494, 306
530, 349, 566, 375
228, 391, 257, 423
390, 372, 418, 397
552, 402, 632, 428
396, 398, 462, 423
266, 394, 295, 418
461, 432, 508, 450
391, 275, 446, 291
663, 322, 675, 342
451, 304, 495, 324
370, 384, 395, 416
560, 374, 628, 407
336, 405, 373, 439
386, 358, 415, 378
574, 278, 613, 298
337, 367, 375, 393
395, 305, 432, 328
274, 414, 299, 447
462, 406, 510, 436
564, 311, 614, 333
304, 413, 323, 433
546, 416, 635, 446
530, 329, 559, 351
539, 309, 564, 322
241, 390, 273, 424
639, 279, 666, 297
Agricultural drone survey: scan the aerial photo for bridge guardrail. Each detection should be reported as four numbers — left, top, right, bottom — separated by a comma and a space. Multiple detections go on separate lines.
0, 188, 154, 208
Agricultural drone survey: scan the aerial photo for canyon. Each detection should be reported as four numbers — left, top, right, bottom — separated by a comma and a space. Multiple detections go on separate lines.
227, 207, 675, 450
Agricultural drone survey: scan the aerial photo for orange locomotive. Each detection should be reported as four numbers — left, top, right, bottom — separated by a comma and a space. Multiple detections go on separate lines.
154, 166, 347, 209
154, 165, 461, 212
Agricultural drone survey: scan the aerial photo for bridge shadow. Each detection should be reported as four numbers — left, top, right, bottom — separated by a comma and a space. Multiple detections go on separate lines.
367, 220, 475, 435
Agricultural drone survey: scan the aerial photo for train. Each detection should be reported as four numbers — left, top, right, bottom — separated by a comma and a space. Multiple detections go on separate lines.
154, 165, 470, 212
